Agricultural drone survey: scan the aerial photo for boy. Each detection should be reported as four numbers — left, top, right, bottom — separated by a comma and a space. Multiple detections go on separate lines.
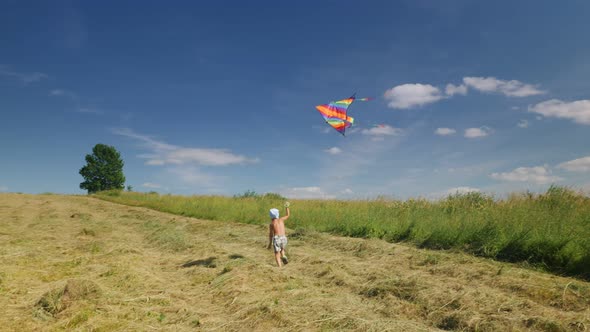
267, 203, 290, 267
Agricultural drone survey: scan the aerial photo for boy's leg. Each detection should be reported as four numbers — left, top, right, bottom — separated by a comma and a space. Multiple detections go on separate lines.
274, 251, 282, 267
280, 248, 288, 264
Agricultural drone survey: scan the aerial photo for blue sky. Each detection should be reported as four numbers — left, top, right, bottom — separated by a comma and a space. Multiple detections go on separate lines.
2, 1, 590, 199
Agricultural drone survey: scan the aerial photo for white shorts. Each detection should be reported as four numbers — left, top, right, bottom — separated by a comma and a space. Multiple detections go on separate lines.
272, 235, 287, 253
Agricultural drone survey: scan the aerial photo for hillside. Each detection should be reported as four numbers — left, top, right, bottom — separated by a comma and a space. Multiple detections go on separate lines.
1, 193, 589, 331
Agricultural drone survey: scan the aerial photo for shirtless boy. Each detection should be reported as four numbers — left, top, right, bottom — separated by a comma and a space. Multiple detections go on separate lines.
267, 203, 290, 267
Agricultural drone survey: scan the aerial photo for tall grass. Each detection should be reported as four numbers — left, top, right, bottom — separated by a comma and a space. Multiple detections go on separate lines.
95, 186, 590, 280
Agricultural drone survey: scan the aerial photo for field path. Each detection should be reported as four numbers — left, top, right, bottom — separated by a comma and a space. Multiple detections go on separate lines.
1, 193, 588, 331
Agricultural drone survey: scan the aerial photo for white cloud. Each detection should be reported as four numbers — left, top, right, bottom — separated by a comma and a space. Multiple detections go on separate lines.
112, 128, 259, 166
165, 148, 258, 166
517, 120, 529, 128
557, 156, 590, 172
490, 165, 562, 184
445, 83, 467, 96
347, 127, 362, 135
361, 124, 404, 137
167, 166, 224, 187
384, 83, 444, 109
112, 128, 176, 151
512, 106, 520, 110
49, 89, 81, 101
383, 76, 543, 110
0, 186, 8, 192
146, 159, 166, 166
463, 76, 545, 97
77, 107, 103, 115
319, 127, 333, 134
342, 188, 353, 195
528, 99, 590, 125
464, 127, 492, 138
142, 182, 162, 189
325, 147, 342, 155
278, 186, 335, 199
113, 128, 256, 191
0, 65, 47, 84
50, 89, 69, 96
435, 127, 456, 136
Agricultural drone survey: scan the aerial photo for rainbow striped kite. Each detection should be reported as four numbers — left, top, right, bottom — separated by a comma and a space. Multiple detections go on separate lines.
315, 94, 371, 136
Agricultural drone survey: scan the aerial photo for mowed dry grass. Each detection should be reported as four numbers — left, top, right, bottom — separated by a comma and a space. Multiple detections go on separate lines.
0, 194, 589, 331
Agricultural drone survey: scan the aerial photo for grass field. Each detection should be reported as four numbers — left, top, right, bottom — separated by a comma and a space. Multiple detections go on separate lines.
95, 186, 590, 280
1, 193, 589, 331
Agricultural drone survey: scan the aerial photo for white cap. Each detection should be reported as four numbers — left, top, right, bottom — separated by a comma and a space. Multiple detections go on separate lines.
269, 208, 279, 219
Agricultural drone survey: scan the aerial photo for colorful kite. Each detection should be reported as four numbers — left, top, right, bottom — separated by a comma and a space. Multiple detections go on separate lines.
315, 94, 371, 136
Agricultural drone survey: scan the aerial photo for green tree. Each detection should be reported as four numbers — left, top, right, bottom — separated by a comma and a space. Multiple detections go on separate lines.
79, 144, 126, 194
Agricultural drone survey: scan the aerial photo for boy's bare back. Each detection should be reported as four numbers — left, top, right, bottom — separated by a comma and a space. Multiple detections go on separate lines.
270, 217, 286, 236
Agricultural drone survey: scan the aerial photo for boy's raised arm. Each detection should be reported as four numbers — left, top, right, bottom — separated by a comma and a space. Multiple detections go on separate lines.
283, 206, 290, 221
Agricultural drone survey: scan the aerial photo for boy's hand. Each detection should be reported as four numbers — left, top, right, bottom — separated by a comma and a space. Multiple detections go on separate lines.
284, 201, 290, 208
267, 244, 271, 250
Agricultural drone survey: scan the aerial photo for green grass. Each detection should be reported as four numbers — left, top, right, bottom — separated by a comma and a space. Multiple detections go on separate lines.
95, 186, 590, 280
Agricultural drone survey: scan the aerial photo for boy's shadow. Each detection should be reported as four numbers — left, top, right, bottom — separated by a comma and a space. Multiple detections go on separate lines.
181, 256, 217, 268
